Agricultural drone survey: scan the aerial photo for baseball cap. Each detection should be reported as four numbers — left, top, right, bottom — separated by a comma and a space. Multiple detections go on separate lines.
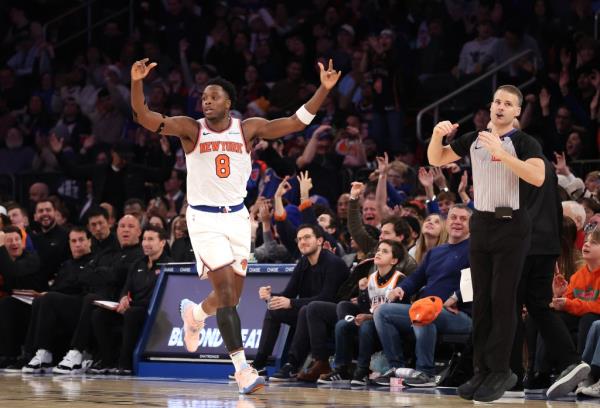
409, 296, 443, 326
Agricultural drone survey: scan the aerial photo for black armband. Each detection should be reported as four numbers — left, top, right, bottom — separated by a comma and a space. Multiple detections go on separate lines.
155, 115, 166, 134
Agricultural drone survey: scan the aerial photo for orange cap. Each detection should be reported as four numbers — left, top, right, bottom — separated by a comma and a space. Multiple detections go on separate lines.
409, 296, 443, 326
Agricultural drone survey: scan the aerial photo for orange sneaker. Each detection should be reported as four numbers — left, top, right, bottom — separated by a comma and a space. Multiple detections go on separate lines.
235, 366, 266, 394
179, 299, 205, 352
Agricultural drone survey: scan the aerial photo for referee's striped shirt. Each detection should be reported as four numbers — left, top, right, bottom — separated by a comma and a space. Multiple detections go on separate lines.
450, 129, 544, 212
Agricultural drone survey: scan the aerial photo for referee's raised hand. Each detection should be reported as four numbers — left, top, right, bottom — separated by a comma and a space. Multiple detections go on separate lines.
477, 129, 504, 157
432, 121, 459, 138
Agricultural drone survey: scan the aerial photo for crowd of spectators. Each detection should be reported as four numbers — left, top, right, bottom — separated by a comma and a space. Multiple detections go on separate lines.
0, 0, 600, 394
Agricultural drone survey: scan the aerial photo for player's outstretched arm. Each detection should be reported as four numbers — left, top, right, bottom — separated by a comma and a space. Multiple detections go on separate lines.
131, 58, 199, 153
243, 59, 342, 141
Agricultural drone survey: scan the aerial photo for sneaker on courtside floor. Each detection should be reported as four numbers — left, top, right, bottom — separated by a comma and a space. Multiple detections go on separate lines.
180, 298, 205, 352
54, 349, 84, 375
22, 350, 53, 374
235, 366, 266, 394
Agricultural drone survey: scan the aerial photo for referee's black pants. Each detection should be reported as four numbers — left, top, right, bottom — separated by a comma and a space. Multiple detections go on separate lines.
252, 307, 299, 369
510, 255, 579, 378
24, 292, 83, 355
470, 210, 530, 374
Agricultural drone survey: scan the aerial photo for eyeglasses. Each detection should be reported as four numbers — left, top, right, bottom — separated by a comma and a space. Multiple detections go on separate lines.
295, 234, 315, 242
584, 222, 598, 234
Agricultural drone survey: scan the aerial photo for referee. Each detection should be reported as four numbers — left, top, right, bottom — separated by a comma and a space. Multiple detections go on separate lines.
428, 85, 545, 402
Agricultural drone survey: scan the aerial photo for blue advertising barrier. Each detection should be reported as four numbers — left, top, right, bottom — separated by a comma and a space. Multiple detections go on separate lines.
133, 263, 295, 379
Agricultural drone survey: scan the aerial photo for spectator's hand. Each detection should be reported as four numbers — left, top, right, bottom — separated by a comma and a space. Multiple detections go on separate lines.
298, 170, 313, 201
274, 176, 292, 198
268, 296, 291, 310
524, 94, 537, 104
358, 277, 368, 291
258, 285, 271, 300
552, 273, 568, 298
49, 133, 64, 154
312, 124, 331, 140
318, 59, 342, 90
432, 121, 459, 139
444, 297, 459, 314
350, 297, 358, 305
131, 58, 157, 81
82, 134, 96, 150
418, 167, 434, 188
559, 69, 570, 91
560, 48, 571, 69
387, 287, 404, 302
160, 136, 171, 155
258, 201, 272, 224
442, 162, 461, 174
354, 313, 372, 327
553, 151, 569, 175
350, 181, 365, 200
376, 152, 390, 175
458, 170, 468, 193
116, 295, 130, 314
539, 88, 551, 111
249, 197, 266, 220
431, 167, 448, 189
322, 240, 336, 254
253, 140, 269, 152
549, 297, 566, 311
179, 38, 189, 55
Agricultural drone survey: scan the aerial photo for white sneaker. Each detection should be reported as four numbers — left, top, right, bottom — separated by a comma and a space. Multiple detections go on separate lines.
581, 379, 600, 398
22, 349, 53, 374
180, 299, 205, 352
54, 349, 83, 374
576, 374, 594, 395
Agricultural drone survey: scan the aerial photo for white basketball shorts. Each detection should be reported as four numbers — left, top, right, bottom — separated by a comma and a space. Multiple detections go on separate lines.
186, 205, 251, 279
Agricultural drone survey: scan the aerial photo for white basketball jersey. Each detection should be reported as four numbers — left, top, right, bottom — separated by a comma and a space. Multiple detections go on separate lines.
186, 117, 251, 206
367, 270, 403, 313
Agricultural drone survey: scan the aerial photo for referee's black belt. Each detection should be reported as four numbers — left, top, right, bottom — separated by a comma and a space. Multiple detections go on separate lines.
190, 203, 245, 213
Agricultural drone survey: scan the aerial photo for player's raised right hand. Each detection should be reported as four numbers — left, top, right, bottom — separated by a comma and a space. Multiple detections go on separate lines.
131, 58, 157, 81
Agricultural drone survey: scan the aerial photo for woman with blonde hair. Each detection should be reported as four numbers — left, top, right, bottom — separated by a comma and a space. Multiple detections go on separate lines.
409, 213, 448, 263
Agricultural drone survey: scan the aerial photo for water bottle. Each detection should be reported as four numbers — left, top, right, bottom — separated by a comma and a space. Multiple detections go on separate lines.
395, 367, 417, 378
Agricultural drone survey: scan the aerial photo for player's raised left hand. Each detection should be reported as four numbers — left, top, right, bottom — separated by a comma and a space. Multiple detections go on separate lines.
318, 59, 342, 90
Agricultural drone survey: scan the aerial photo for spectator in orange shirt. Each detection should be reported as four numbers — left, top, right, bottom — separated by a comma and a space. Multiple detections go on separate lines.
551, 227, 600, 353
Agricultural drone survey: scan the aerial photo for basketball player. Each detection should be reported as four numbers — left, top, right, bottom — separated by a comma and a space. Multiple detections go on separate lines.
130, 58, 341, 394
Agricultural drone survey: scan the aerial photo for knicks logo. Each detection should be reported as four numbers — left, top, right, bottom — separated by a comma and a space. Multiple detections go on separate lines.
241, 259, 248, 271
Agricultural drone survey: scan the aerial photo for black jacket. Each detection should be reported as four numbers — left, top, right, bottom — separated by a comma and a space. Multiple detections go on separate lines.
0, 249, 44, 293
170, 237, 196, 262
50, 252, 96, 295
275, 249, 349, 309
79, 244, 143, 300
121, 251, 172, 308
29, 223, 70, 282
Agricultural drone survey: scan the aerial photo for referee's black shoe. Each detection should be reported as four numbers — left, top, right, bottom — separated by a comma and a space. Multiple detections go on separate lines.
473, 370, 518, 402
457, 371, 488, 400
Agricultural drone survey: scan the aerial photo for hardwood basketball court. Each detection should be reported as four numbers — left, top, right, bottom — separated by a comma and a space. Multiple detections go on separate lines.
0, 373, 585, 407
